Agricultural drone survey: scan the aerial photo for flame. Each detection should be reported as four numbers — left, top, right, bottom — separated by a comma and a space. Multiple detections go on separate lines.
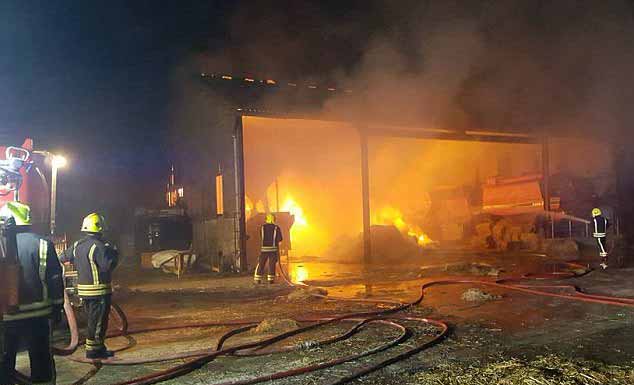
245, 196, 266, 219
281, 196, 310, 252
281, 196, 307, 227
245, 196, 254, 220
291, 264, 309, 283
373, 205, 432, 246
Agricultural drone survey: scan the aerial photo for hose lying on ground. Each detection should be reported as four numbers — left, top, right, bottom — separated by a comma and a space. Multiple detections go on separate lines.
15, 258, 633, 385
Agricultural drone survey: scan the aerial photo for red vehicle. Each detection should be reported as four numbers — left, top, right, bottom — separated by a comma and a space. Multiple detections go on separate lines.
0, 138, 50, 233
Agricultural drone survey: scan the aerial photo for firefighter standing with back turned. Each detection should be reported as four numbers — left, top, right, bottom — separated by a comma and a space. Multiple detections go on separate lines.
0, 202, 64, 385
591, 208, 609, 270
60, 213, 119, 359
254, 214, 283, 284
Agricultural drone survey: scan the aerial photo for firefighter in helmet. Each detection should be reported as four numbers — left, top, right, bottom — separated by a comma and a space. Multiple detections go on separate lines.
60, 213, 119, 359
591, 208, 609, 269
254, 213, 283, 284
0, 202, 64, 385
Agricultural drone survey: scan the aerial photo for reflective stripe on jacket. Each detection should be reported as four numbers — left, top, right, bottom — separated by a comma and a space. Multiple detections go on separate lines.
60, 235, 119, 297
593, 216, 608, 238
3, 232, 64, 321
261, 223, 283, 252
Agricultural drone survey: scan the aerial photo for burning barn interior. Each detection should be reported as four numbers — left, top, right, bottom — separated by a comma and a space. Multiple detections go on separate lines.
170, 74, 617, 280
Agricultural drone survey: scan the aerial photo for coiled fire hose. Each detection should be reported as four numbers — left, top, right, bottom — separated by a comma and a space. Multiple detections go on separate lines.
12, 257, 634, 385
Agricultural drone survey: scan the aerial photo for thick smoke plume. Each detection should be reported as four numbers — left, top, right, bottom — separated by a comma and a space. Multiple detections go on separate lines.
169, 0, 634, 257
180, 0, 634, 136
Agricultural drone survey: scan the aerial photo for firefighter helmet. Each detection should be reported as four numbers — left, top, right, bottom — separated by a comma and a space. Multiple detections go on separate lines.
591, 208, 602, 217
81, 213, 106, 233
265, 213, 275, 224
0, 201, 31, 226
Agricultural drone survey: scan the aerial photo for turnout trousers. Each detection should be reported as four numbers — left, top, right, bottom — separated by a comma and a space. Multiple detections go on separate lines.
83, 295, 112, 354
0, 316, 55, 385
595, 236, 608, 263
254, 251, 279, 283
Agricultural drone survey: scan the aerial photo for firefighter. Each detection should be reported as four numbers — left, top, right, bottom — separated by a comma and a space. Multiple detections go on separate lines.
254, 213, 283, 284
591, 208, 609, 269
60, 213, 119, 359
0, 202, 64, 385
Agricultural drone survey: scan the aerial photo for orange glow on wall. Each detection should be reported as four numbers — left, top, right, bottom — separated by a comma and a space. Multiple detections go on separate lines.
216, 174, 224, 216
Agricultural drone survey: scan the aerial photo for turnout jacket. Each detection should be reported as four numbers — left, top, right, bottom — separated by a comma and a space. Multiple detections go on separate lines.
592, 215, 609, 238
61, 234, 119, 297
2, 228, 64, 321
261, 223, 283, 252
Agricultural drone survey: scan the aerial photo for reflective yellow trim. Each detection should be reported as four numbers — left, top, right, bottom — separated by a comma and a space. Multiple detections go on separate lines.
2, 241, 53, 321
85, 339, 104, 349
261, 247, 278, 252
39, 239, 49, 301
85, 342, 104, 351
88, 244, 100, 285
77, 283, 112, 297
3, 306, 52, 321
15, 300, 51, 311
254, 263, 261, 279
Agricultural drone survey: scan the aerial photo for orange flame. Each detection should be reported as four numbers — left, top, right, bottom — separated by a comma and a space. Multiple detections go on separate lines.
373, 205, 432, 246
245, 196, 254, 220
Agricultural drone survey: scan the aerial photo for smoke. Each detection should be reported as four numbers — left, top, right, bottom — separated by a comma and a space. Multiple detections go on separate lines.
181, 0, 634, 136
324, 0, 634, 135
170, 0, 634, 255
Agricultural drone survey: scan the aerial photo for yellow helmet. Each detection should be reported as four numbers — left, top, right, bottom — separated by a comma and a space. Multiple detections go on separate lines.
0, 201, 31, 226
591, 208, 602, 217
81, 213, 106, 233
265, 213, 275, 224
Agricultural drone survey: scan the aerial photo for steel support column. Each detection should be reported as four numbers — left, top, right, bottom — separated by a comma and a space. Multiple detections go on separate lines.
233, 115, 247, 272
542, 136, 551, 237
360, 131, 372, 265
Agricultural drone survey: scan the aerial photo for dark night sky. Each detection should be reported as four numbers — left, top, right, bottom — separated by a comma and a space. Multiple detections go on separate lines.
0, 1, 239, 235
2, 0, 634, 238
1, 1, 233, 153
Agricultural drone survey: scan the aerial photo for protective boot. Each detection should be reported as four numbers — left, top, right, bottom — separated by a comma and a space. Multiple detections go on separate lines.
86, 349, 115, 360
600, 257, 608, 270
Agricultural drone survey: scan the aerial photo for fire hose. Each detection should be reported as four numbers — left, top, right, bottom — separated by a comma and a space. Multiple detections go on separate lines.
12, 258, 634, 385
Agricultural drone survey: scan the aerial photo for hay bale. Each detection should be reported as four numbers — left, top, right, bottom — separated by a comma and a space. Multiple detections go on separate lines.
461, 288, 501, 302
544, 239, 580, 261
475, 222, 492, 237
469, 235, 489, 249
469, 263, 501, 277
509, 226, 522, 242
439, 262, 500, 277
492, 219, 512, 250
286, 287, 328, 302
520, 232, 541, 250
252, 318, 299, 334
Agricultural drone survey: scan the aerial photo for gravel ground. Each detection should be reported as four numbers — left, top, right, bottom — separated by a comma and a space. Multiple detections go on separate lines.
13, 254, 634, 384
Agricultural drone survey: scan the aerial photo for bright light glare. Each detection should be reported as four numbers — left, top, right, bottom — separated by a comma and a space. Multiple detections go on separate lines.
52, 155, 67, 168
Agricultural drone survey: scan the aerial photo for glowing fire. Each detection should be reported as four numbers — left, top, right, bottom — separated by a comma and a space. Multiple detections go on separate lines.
245, 196, 266, 220
281, 196, 307, 227
281, 196, 310, 253
245, 196, 254, 219
291, 264, 309, 283
373, 206, 432, 246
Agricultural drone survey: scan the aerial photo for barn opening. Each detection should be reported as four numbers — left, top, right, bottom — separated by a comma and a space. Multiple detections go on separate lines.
240, 116, 603, 283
